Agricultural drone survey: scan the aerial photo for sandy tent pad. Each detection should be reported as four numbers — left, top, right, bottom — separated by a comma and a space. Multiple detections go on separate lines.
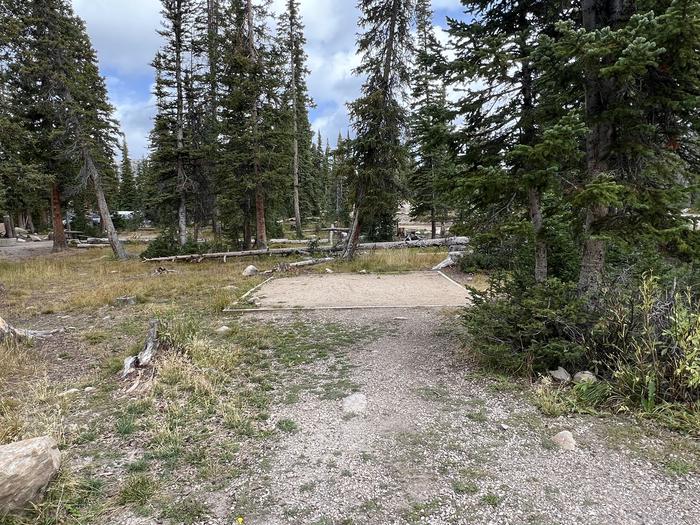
228, 271, 469, 311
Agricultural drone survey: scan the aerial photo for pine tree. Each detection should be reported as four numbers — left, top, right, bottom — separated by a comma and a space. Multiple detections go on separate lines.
119, 140, 138, 211
151, 0, 198, 246
219, 0, 290, 249
6, 0, 126, 257
409, 0, 454, 239
344, 0, 415, 258
279, 0, 313, 238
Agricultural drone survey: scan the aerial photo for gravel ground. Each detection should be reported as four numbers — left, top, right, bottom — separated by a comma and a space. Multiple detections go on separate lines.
226, 308, 700, 525
250, 272, 470, 309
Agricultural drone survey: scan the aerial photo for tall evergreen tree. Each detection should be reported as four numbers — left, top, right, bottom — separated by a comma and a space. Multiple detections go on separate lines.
279, 0, 313, 238
344, 0, 415, 258
119, 140, 138, 210
409, 0, 454, 239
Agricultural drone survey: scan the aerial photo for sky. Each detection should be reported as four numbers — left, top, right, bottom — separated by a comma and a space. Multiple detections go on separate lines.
71, 0, 466, 160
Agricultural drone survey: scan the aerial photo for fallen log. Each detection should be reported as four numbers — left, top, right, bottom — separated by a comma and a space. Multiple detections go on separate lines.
122, 319, 160, 378
0, 316, 63, 343
143, 247, 310, 263
143, 237, 469, 263
278, 257, 335, 270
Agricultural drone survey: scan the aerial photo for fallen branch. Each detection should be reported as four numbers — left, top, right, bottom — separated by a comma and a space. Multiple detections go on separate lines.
122, 319, 160, 378
278, 257, 335, 270
143, 237, 470, 263
0, 316, 63, 342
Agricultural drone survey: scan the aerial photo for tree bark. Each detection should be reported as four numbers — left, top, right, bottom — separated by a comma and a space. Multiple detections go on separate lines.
175, 0, 187, 247
577, 0, 630, 298
528, 187, 547, 283
51, 183, 67, 252
255, 182, 268, 250
342, 187, 364, 260
289, 4, 303, 239
3, 215, 13, 239
246, 0, 267, 250
86, 150, 128, 261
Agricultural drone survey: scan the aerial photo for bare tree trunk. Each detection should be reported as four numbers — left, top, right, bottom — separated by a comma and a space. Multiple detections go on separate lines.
577, 0, 629, 299
528, 187, 547, 283
247, 0, 267, 250
3, 215, 13, 239
175, 1, 187, 247
255, 183, 267, 250
26, 211, 35, 234
86, 151, 128, 261
289, 6, 302, 238
51, 183, 67, 252
243, 195, 252, 250
342, 187, 364, 259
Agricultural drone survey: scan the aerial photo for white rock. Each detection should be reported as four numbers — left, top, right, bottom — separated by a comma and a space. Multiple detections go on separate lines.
58, 388, 80, 397
242, 265, 259, 277
342, 393, 368, 415
573, 371, 597, 384
359, 269, 368, 274
551, 430, 576, 451
0, 436, 61, 512
325, 268, 334, 274
549, 367, 571, 383
216, 325, 232, 335
84, 387, 97, 393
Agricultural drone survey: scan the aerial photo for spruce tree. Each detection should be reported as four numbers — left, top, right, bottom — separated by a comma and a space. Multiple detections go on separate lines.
279, 0, 313, 238
344, 0, 415, 258
119, 140, 138, 211
409, 0, 454, 239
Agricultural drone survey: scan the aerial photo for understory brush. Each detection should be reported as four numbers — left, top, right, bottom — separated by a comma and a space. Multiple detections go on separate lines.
465, 268, 700, 434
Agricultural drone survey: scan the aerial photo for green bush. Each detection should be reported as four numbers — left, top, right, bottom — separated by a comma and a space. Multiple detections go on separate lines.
464, 275, 590, 375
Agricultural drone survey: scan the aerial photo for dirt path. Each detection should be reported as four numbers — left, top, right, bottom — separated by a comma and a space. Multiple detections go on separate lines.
229, 309, 700, 525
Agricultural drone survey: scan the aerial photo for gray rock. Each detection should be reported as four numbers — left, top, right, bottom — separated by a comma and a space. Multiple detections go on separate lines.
342, 393, 368, 415
549, 366, 571, 383
243, 265, 259, 277
216, 325, 232, 335
574, 371, 597, 384
551, 430, 576, 451
0, 436, 61, 513
115, 296, 137, 307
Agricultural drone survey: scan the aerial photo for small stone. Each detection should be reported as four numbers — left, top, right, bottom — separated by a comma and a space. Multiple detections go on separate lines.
549, 366, 571, 383
394, 317, 409, 321
0, 436, 61, 512
243, 265, 259, 277
58, 388, 80, 397
359, 269, 368, 274
325, 268, 334, 274
342, 393, 368, 415
115, 296, 137, 307
500, 423, 510, 431
84, 387, 97, 393
216, 325, 232, 335
551, 430, 577, 451
574, 371, 597, 384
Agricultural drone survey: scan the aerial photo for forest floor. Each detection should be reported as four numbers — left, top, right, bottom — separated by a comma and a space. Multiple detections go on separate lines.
1, 246, 699, 525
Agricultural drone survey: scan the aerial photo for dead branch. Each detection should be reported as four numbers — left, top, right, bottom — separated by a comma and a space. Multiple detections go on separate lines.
122, 319, 161, 378
0, 316, 64, 343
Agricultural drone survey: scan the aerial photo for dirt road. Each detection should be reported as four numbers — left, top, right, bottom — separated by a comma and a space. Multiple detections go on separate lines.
226, 308, 700, 525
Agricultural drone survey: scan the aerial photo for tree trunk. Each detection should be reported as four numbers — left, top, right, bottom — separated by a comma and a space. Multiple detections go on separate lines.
175, 1, 187, 247
255, 183, 267, 250
343, 193, 363, 260
3, 215, 13, 239
87, 151, 128, 261
26, 211, 35, 234
178, 194, 187, 246
51, 183, 67, 252
577, 0, 629, 299
289, 9, 302, 239
528, 187, 547, 283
